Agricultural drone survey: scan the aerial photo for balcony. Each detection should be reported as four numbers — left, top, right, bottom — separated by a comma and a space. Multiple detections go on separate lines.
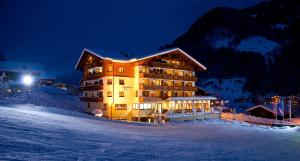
80, 84, 103, 91
151, 62, 194, 71
79, 97, 103, 102
139, 97, 163, 102
139, 84, 163, 90
185, 76, 198, 81
140, 73, 163, 79
174, 86, 184, 91
88, 72, 103, 79
163, 86, 174, 90
140, 72, 197, 82
184, 86, 198, 91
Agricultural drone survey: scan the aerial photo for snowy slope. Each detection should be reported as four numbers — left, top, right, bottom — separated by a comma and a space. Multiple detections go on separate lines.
0, 86, 83, 112
199, 77, 251, 101
1, 104, 300, 160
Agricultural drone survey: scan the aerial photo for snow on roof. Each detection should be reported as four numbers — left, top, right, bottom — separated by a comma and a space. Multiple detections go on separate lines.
165, 96, 217, 101
0, 61, 45, 73
75, 48, 206, 71
245, 104, 274, 114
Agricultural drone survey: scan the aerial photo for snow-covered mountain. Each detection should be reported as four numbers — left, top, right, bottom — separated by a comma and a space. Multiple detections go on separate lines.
163, 0, 300, 96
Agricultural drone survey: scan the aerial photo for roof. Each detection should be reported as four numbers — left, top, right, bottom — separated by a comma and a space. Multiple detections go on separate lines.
165, 96, 217, 101
245, 104, 275, 114
0, 61, 45, 74
75, 48, 206, 71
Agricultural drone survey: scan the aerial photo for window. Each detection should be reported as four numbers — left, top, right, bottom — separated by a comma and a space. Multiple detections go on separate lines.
135, 90, 138, 97
87, 103, 91, 108
97, 91, 103, 97
142, 91, 150, 97
140, 104, 151, 110
119, 91, 124, 97
83, 91, 88, 97
107, 66, 113, 72
107, 91, 112, 97
101, 104, 107, 110
118, 67, 125, 73
107, 79, 112, 85
99, 79, 103, 85
115, 104, 127, 110
119, 79, 125, 85
133, 104, 139, 110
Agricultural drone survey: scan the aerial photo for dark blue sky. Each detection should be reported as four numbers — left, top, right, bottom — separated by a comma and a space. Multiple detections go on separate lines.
0, 0, 264, 83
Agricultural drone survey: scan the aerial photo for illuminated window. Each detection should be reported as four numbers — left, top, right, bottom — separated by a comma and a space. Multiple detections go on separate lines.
107, 66, 113, 72
133, 104, 138, 110
115, 104, 127, 110
107, 79, 112, 85
118, 67, 124, 73
119, 79, 125, 85
102, 104, 107, 110
119, 91, 124, 97
107, 91, 112, 97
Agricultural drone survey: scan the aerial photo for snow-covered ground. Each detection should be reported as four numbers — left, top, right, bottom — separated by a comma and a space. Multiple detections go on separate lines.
1, 104, 300, 161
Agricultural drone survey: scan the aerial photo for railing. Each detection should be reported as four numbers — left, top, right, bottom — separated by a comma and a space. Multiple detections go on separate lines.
139, 97, 163, 102
84, 72, 103, 80
140, 72, 197, 81
79, 97, 103, 102
80, 84, 103, 91
151, 62, 194, 71
139, 84, 163, 90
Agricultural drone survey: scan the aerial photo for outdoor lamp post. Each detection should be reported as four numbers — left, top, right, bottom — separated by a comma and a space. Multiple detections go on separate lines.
21, 74, 34, 102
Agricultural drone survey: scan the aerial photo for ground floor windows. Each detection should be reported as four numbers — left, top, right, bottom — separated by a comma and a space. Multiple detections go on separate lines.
115, 104, 127, 110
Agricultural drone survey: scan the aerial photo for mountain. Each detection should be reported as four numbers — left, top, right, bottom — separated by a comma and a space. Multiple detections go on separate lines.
163, 0, 300, 96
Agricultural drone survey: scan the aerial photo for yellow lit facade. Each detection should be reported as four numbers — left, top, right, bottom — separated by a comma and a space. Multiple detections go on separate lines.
75, 48, 216, 122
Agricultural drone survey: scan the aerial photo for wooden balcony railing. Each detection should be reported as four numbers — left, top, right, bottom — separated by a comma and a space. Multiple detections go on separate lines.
140, 72, 198, 82
83, 72, 103, 80
139, 97, 163, 102
79, 97, 103, 102
139, 84, 163, 90
80, 84, 103, 91
184, 86, 198, 91
151, 62, 194, 71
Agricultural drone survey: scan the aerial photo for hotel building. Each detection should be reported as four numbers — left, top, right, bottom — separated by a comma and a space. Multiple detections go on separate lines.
75, 48, 216, 122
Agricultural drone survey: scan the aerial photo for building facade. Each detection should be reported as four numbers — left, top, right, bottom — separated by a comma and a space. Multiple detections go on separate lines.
75, 48, 216, 122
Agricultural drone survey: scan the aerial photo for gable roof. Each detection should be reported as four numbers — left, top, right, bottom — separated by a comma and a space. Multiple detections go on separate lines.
245, 104, 275, 114
75, 48, 206, 71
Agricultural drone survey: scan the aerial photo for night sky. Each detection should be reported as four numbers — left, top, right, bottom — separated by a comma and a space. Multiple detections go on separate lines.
0, 0, 264, 83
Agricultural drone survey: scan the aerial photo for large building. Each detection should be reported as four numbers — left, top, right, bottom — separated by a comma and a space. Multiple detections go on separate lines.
75, 48, 216, 122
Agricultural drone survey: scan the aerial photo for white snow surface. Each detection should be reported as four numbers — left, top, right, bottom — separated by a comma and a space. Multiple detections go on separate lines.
1, 104, 300, 161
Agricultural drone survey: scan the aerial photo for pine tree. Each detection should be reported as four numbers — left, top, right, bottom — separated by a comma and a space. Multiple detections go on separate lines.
0, 72, 10, 98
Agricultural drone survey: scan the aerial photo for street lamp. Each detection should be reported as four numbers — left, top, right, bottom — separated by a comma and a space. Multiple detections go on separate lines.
22, 74, 34, 86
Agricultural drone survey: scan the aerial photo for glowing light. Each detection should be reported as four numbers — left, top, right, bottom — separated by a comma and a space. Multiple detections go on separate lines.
22, 75, 34, 86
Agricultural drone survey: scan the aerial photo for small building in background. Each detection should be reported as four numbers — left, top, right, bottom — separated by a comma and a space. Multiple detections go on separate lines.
245, 105, 275, 119
0, 61, 56, 87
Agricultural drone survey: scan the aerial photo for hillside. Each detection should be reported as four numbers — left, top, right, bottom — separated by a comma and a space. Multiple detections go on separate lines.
163, 0, 300, 96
